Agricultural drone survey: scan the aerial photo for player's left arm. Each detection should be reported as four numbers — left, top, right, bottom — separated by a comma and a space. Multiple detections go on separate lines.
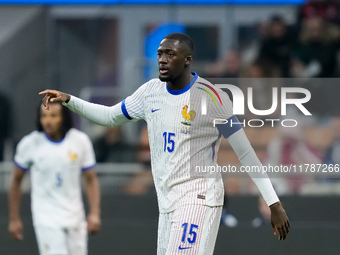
210, 88, 290, 239
222, 125, 290, 240
83, 168, 101, 235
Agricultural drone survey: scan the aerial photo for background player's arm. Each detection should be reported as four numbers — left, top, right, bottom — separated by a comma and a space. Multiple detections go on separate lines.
8, 166, 26, 240
226, 128, 290, 240
83, 168, 101, 235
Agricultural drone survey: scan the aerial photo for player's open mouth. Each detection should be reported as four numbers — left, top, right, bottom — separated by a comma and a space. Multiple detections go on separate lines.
159, 68, 168, 74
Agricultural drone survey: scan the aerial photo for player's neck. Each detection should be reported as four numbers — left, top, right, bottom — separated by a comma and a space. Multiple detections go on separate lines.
45, 132, 64, 142
167, 72, 193, 91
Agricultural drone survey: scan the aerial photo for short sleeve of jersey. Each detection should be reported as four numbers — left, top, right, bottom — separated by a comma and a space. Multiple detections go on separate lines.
14, 133, 34, 171
80, 132, 96, 171
210, 89, 234, 120
210, 89, 242, 138
122, 81, 150, 121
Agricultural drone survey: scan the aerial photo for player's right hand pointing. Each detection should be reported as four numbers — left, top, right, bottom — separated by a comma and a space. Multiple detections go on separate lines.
9, 219, 23, 240
39, 89, 71, 110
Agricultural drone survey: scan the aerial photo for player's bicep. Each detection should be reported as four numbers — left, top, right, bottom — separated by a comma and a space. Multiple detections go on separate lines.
13, 165, 26, 181
121, 98, 142, 122
209, 90, 241, 139
226, 128, 252, 159
122, 81, 151, 121
82, 168, 97, 181
216, 115, 242, 139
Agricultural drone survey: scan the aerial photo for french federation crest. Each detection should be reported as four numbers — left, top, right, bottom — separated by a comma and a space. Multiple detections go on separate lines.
181, 103, 196, 126
181, 103, 196, 134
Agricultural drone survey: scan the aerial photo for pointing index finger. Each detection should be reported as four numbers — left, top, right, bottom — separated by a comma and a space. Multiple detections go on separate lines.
39, 89, 54, 95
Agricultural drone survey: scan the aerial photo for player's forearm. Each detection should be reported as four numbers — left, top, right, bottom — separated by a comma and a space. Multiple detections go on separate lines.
64, 96, 130, 127
8, 181, 22, 221
239, 148, 279, 206
86, 176, 101, 216
227, 129, 279, 206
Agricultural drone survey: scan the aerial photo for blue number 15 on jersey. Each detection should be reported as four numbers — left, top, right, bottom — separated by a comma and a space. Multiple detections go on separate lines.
163, 132, 175, 153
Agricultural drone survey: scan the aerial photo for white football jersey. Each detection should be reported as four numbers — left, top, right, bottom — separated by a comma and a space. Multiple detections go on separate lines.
123, 73, 236, 213
14, 128, 96, 228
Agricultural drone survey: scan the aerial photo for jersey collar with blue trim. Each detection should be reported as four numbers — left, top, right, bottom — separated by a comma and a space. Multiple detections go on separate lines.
166, 72, 198, 95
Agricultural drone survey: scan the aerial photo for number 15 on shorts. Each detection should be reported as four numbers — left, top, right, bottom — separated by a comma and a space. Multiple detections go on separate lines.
179, 223, 198, 250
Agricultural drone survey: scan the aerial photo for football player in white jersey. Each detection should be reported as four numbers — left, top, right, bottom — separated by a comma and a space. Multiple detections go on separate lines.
40, 33, 290, 255
8, 101, 101, 255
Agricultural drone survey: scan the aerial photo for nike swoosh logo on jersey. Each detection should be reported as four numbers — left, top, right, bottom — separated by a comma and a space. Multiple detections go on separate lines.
178, 245, 192, 250
151, 108, 160, 113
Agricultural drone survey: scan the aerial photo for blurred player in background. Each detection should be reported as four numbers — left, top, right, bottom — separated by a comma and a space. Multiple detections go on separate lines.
40, 33, 289, 255
8, 101, 101, 255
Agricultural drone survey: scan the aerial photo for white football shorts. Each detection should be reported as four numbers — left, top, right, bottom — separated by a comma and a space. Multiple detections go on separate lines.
157, 204, 222, 255
34, 222, 87, 255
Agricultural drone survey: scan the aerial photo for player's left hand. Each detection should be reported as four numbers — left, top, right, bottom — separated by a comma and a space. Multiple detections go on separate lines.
87, 213, 101, 235
270, 201, 290, 241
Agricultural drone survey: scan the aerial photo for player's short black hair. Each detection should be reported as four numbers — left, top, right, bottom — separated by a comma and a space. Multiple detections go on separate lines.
36, 101, 73, 136
164, 33, 194, 54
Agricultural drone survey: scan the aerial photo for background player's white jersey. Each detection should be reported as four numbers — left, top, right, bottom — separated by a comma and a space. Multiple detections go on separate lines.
14, 128, 96, 228
123, 73, 235, 213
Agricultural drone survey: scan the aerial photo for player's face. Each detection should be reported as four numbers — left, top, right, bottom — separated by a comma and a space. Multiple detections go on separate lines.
157, 38, 190, 82
40, 103, 63, 140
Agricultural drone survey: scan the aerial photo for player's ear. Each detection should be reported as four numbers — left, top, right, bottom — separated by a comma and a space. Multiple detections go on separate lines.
185, 55, 192, 66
